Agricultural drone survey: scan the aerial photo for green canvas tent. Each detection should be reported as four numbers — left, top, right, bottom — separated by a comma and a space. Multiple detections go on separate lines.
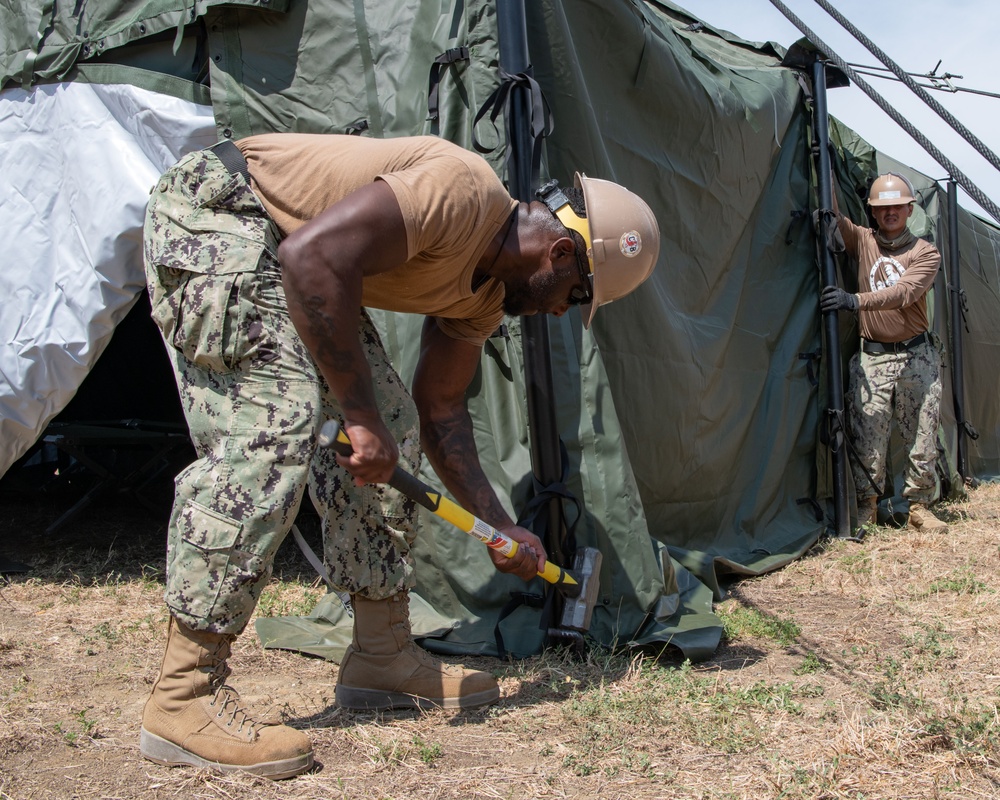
2, 0, 997, 662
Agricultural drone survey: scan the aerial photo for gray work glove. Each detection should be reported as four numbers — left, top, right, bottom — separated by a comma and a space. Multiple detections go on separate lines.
820, 286, 859, 313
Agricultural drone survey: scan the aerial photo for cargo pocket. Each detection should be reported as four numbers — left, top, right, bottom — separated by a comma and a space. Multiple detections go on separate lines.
169, 501, 267, 623
167, 271, 241, 373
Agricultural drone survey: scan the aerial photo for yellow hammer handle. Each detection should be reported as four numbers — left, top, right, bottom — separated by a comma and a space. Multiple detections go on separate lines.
429, 492, 576, 587
319, 421, 577, 588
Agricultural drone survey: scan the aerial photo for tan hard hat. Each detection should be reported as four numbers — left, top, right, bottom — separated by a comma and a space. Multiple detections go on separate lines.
868, 173, 916, 206
552, 173, 661, 328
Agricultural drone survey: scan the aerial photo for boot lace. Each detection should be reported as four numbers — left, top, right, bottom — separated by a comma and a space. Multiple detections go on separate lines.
208, 684, 261, 736
202, 642, 264, 736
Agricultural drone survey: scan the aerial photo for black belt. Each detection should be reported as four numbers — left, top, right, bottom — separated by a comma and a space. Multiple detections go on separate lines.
862, 331, 928, 355
208, 139, 251, 184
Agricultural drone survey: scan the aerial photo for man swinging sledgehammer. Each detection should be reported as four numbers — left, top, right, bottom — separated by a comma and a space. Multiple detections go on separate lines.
140, 132, 660, 778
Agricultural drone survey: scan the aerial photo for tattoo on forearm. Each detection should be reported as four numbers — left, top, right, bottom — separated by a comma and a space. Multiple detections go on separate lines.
297, 293, 373, 414
424, 412, 509, 525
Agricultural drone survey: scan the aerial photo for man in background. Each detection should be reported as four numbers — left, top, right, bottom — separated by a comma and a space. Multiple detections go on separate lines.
821, 172, 947, 534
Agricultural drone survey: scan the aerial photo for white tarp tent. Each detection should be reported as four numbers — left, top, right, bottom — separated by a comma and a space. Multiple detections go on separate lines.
0, 81, 214, 475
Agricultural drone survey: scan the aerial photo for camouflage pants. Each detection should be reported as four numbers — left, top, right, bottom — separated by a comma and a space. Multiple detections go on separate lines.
847, 340, 942, 505
144, 146, 419, 635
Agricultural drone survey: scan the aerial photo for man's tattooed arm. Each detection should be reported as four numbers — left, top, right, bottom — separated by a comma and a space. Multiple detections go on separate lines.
420, 404, 514, 529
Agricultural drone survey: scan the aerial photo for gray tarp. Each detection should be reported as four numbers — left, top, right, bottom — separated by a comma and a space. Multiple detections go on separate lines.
3, 0, 998, 661
0, 80, 215, 475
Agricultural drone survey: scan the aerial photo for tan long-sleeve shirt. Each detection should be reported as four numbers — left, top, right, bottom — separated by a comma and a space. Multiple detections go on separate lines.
837, 215, 941, 343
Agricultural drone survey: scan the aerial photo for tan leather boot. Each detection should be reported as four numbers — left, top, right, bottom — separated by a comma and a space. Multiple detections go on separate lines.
335, 592, 500, 711
140, 617, 313, 779
908, 502, 947, 532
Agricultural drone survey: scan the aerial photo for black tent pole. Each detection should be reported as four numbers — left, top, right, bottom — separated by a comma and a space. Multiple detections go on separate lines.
495, 3, 567, 599
812, 57, 852, 539
946, 180, 968, 481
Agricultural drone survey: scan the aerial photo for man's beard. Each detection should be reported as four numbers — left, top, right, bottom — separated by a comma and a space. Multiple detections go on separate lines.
502, 270, 563, 316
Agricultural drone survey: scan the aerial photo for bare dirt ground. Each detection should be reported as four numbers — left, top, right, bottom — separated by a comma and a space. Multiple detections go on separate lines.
1, 474, 998, 800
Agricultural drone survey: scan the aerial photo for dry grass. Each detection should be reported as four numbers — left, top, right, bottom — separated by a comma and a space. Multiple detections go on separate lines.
1, 481, 998, 799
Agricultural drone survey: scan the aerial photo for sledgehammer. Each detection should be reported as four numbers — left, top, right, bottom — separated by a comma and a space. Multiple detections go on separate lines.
318, 420, 602, 632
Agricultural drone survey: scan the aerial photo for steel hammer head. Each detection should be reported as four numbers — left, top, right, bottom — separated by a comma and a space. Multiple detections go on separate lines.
558, 547, 602, 632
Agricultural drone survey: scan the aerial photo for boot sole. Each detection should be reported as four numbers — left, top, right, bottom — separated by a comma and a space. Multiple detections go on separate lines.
335, 684, 500, 711
140, 728, 314, 780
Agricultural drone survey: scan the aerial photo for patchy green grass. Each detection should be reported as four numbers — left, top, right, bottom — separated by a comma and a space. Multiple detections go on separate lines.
926, 566, 991, 596
718, 602, 801, 646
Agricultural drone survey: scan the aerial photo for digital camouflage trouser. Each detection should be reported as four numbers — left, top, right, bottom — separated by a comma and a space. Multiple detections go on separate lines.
144, 146, 419, 635
847, 340, 942, 506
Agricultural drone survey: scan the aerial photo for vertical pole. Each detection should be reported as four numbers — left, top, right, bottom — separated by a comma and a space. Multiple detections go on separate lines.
495, 1, 532, 196
495, 3, 567, 576
813, 58, 852, 538
946, 180, 968, 480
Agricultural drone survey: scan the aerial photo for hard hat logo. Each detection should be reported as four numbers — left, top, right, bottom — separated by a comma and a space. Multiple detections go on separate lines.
878, 190, 902, 201
620, 231, 642, 257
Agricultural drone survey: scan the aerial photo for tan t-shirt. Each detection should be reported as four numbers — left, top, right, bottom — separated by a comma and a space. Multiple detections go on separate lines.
837, 215, 941, 343
236, 133, 516, 344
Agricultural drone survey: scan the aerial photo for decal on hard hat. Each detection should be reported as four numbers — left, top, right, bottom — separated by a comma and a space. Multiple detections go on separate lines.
878, 190, 902, 200
620, 231, 642, 257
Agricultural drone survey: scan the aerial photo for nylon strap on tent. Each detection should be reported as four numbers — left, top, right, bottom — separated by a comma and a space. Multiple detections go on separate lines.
786, 208, 808, 244
344, 118, 369, 135
493, 445, 583, 657
798, 351, 821, 387
518, 479, 582, 555
290, 524, 353, 615
515, 438, 583, 567
19, 0, 54, 88
427, 46, 470, 121
832, 407, 881, 497
290, 524, 335, 591
472, 68, 553, 180
813, 208, 845, 255
797, 497, 824, 522
949, 283, 973, 338
173, 0, 193, 55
